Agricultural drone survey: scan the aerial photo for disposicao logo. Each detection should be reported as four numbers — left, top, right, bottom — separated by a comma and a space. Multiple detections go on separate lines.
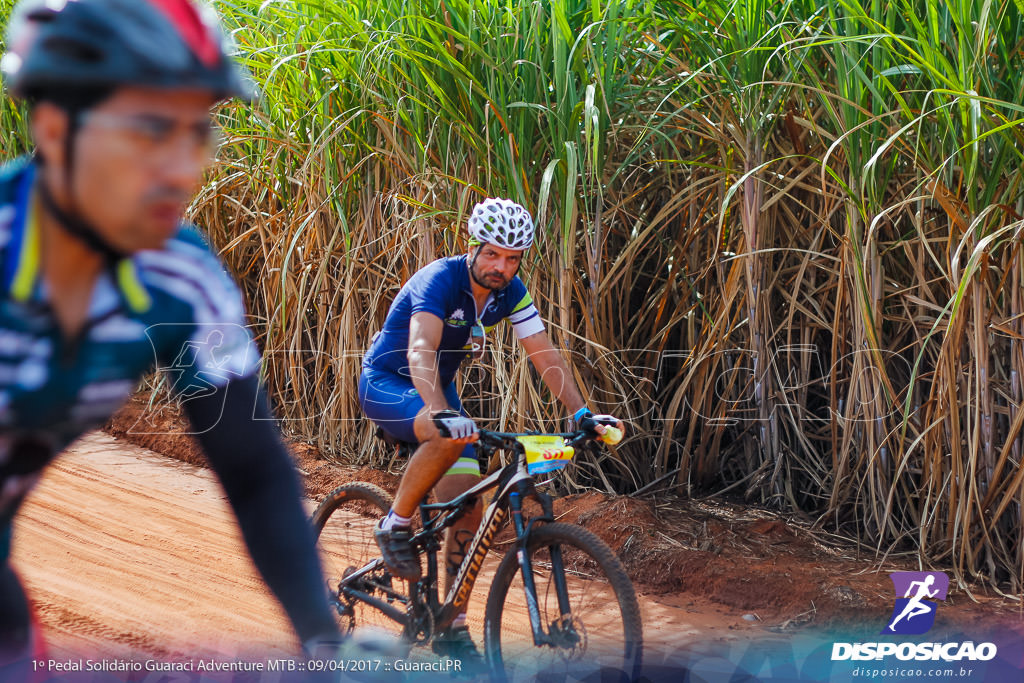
831, 571, 998, 663
883, 571, 948, 635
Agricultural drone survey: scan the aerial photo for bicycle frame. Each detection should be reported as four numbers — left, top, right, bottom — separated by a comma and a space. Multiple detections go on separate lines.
336, 429, 586, 645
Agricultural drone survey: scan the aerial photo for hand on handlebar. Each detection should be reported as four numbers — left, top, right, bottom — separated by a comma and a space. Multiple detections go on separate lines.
431, 409, 479, 442
578, 412, 625, 445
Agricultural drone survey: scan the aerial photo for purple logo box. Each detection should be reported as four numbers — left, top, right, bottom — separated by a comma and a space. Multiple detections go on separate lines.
882, 571, 949, 635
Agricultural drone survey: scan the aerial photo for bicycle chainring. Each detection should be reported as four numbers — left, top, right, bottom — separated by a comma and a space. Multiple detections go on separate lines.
407, 590, 435, 645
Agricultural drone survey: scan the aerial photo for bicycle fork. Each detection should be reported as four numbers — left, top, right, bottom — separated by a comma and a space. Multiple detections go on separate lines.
508, 480, 578, 649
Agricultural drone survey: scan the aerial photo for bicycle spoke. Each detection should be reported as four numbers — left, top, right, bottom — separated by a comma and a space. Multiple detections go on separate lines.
485, 523, 642, 682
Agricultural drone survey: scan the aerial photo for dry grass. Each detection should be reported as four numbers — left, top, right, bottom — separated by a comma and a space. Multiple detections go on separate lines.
4, 0, 1024, 591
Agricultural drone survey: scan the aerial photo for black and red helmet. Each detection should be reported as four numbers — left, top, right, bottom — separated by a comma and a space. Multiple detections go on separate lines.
1, 0, 255, 101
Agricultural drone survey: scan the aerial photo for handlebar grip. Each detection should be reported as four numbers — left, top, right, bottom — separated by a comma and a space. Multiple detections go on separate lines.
599, 426, 623, 445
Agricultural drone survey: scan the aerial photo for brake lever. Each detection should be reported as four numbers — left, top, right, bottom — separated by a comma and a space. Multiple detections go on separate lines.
571, 424, 623, 447
567, 430, 591, 449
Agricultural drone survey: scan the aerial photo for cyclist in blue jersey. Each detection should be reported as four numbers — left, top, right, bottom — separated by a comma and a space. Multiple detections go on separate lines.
359, 197, 624, 667
0, 0, 342, 667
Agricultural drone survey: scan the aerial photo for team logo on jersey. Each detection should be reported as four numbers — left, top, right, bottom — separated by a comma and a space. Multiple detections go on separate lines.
445, 308, 469, 327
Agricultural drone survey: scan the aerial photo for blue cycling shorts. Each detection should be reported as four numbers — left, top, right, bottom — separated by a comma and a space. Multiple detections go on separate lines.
358, 368, 479, 476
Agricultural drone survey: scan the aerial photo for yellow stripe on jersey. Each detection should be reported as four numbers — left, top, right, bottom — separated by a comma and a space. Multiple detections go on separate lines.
12, 195, 151, 313
11, 195, 40, 302
511, 291, 534, 314
117, 259, 152, 313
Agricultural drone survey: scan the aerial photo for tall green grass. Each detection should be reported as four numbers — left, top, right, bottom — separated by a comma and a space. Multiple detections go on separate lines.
202, 0, 667, 490
4, 0, 1024, 590
0, 0, 29, 158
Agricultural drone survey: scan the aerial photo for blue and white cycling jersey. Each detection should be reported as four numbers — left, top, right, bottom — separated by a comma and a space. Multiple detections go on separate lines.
362, 254, 545, 384
0, 159, 260, 512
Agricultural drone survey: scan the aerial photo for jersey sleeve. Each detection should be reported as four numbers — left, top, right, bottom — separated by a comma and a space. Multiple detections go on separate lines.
143, 227, 261, 390
406, 261, 454, 320
505, 278, 545, 338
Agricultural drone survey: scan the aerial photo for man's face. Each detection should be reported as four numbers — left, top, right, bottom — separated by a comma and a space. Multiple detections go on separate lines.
35, 86, 220, 252
469, 243, 524, 291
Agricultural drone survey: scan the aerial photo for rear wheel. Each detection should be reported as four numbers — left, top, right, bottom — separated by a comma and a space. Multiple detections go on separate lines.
311, 482, 411, 640
483, 522, 642, 682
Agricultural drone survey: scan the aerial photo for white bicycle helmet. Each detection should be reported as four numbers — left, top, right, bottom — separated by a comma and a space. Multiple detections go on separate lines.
467, 198, 534, 251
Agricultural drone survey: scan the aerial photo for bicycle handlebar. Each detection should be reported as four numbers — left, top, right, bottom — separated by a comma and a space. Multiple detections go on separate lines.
430, 412, 623, 453
476, 424, 621, 450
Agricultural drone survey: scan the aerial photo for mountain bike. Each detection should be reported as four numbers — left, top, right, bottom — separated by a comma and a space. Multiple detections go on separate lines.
311, 421, 643, 682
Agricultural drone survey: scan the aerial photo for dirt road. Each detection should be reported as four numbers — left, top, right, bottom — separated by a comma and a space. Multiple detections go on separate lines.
10, 432, 745, 676
11, 432, 298, 664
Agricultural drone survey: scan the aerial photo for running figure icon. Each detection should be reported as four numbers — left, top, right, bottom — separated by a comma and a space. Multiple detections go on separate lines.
888, 575, 938, 631
882, 571, 949, 635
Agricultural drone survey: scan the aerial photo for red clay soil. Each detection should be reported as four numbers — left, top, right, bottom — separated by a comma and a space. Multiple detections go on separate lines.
104, 392, 1023, 635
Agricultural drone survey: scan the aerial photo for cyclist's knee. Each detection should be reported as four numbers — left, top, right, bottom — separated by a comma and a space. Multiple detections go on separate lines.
411, 437, 465, 470
465, 497, 483, 523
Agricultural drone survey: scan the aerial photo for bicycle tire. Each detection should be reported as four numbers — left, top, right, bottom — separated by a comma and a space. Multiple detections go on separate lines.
483, 522, 643, 682
311, 482, 409, 639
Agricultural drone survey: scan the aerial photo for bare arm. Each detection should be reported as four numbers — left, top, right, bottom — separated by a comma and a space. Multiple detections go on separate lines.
520, 331, 625, 436
406, 311, 450, 413
407, 312, 477, 444
519, 330, 587, 415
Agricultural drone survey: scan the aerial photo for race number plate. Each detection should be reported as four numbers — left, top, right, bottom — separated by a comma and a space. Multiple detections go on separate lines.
518, 435, 575, 475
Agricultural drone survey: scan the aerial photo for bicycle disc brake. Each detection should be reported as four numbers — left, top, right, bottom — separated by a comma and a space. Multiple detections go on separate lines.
548, 615, 587, 658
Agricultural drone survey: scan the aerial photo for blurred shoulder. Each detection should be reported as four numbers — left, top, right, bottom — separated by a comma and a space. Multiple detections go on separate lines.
133, 222, 245, 320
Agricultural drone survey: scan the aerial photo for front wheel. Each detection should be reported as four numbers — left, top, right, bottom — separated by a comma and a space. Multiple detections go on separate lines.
483, 522, 642, 682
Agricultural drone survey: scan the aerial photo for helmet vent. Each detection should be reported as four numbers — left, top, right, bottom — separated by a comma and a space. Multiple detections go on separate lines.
44, 37, 103, 63
466, 197, 535, 251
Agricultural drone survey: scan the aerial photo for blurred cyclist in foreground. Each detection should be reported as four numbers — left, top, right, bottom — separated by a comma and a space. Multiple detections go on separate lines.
0, 0, 342, 669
